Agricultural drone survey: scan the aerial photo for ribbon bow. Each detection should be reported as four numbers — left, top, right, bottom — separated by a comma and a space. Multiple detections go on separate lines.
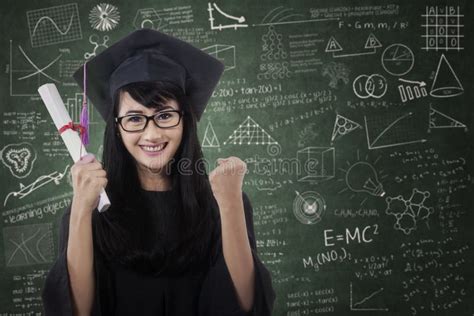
58, 122, 86, 135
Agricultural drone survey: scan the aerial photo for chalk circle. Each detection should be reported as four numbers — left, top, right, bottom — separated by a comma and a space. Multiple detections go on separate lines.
293, 191, 326, 225
365, 74, 387, 98
141, 19, 154, 29
353, 74, 387, 99
353, 75, 370, 99
381, 44, 414, 76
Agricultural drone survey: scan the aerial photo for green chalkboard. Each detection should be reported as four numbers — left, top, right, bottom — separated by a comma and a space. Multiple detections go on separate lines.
1, 0, 473, 315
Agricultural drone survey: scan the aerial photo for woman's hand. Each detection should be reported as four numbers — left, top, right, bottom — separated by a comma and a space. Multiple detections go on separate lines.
209, 156, 247, 210
70, 153, 108, 216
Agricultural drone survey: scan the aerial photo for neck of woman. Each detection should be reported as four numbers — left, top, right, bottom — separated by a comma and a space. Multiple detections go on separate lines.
136, 164, 173, 191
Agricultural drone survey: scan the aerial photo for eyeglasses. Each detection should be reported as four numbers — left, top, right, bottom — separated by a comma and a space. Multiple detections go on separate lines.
115, 110, 184, 132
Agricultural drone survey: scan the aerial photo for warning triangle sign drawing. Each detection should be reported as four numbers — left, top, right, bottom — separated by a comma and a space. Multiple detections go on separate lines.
331, 114, 362, 142
430, 54, 464, 97
325, 36, 343, 52
223, 116, 278, 145
429, 106, 466, 129
202, 121, 220, 147
365, 33, 382, 49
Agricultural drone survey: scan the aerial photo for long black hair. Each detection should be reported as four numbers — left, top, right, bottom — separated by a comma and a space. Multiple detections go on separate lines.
92, 81, 219, 277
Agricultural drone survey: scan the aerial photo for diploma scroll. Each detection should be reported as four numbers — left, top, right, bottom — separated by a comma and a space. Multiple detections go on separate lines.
38, 83, 111, 212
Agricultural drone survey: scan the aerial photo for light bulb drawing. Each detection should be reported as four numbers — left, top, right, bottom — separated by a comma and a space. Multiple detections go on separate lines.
345, 162, 385, 197
338, 150, 388, 206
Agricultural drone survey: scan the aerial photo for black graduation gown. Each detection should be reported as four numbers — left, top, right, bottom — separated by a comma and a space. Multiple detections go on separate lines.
41, 190, 276, 315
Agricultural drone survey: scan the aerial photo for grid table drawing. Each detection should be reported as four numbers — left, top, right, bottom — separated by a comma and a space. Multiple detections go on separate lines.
27, 3, 83, 48
421, 6, 463, 51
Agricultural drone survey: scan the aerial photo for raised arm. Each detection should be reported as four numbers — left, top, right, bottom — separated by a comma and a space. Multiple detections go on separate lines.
67, 200, 96, 316
42, 153, 107, 316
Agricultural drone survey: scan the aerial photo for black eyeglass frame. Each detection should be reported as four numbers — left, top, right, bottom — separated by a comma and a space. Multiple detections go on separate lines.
115, 110, 184, 132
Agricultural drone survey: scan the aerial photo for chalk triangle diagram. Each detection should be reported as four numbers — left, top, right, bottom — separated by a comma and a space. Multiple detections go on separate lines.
262, 26, 287, 59
429, 106, 466, 129
331, 114, 362, 142
364, 33, 382, 49
223, 116, 278, 145
325, 36, 343, 52
202, 121, 220, 147
430, 54, 464, 97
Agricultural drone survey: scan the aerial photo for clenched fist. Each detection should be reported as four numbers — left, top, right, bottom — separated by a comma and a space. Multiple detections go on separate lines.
70, 153, 108, 216
209, 156, 247, 210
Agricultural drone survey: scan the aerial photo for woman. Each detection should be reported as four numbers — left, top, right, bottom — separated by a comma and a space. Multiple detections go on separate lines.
41, 29, 276, 315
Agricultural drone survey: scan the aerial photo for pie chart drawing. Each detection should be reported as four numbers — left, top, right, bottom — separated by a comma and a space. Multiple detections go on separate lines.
381, 44, 414, 76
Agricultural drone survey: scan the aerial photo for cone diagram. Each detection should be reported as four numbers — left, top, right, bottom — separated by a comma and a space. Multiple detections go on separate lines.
430, 54, 464, 98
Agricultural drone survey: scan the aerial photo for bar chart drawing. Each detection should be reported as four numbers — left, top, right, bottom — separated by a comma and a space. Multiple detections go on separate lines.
397, 79, 428, 103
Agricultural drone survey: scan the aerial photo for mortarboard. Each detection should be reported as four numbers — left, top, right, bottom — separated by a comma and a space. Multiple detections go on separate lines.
73, 29, 224, 122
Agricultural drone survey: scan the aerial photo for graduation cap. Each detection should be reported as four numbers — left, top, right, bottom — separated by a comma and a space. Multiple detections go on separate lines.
73, 29, 225, 122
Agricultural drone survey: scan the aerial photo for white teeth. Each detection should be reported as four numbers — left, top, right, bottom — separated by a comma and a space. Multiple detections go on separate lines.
142, 143, 166, 152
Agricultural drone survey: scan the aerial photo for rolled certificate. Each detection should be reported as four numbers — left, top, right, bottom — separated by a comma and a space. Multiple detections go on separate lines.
38, 83, 111, 212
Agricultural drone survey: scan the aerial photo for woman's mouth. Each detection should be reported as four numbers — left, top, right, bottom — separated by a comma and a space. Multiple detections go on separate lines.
140, 142, 168, 155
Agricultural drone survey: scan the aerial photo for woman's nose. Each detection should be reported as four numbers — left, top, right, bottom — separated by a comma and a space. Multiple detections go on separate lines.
142, 119, 165, 138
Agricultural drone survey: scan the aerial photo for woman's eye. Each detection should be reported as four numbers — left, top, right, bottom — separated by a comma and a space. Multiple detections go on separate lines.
128, 116, 144, 122
157, 113, 172, 120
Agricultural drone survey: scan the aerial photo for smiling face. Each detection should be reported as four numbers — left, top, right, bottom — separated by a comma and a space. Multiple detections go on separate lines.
116, 91, 183, 189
